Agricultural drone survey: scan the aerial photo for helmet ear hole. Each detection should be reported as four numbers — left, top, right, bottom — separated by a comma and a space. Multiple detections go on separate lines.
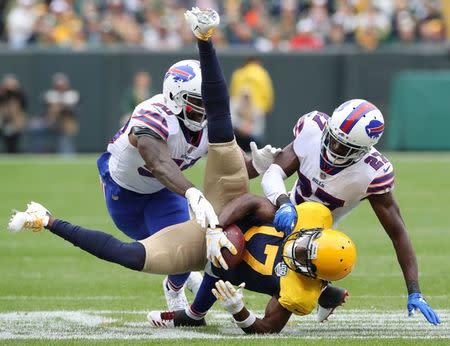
169, 92, 174, 100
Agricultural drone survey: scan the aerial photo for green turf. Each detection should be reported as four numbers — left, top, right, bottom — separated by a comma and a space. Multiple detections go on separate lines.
0, 153, 449, 344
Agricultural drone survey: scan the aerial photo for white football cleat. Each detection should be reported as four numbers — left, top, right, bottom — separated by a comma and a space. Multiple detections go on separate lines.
184, 7, 220, 41
317, 285, 349, 323
8, 201, 50, 233
162, 277, 189, 311
147, 310, 175, 328
185, 271, 203, 296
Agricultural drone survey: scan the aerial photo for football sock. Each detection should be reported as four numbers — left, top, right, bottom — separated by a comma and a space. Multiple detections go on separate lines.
48, 219, 145, 271
189, 273, 218, 316
167, 273, 190, 292
197, 40, 234, 143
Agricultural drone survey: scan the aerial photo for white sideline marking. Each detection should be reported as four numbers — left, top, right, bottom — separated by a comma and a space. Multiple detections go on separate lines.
0, 309, 448, 340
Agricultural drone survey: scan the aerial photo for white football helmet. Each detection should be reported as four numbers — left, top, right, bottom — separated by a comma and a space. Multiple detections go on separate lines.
321, 99, 384, 167
163, 59, 206, 132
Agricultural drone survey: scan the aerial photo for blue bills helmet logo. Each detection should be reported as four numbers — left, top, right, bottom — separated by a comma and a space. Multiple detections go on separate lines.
165, 65, 196, 83
365, 120, 384, 138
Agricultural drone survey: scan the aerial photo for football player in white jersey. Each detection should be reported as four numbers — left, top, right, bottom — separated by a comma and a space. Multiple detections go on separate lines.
261, 99, 440, 325
97, 57, 277, 310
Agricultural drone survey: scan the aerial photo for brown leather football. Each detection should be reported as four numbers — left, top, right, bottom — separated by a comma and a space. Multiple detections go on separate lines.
221, 224, 245, 269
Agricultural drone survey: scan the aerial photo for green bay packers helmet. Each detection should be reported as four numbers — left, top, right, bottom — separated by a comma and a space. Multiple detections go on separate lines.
282, 228, 356, 281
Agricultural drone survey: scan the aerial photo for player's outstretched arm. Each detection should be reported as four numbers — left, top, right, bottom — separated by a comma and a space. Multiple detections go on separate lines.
240, 142, 283, 178
261, 142, 300, 234
212, 281, 291, 334
131, 133, 193, 196
368, 192, 441, 325
131, 133, 218, 228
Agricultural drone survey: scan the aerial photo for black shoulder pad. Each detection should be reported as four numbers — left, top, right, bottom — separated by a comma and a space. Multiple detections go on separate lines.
131, 126, 165, 141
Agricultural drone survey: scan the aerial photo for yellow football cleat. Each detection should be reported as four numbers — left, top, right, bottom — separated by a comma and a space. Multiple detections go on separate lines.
184, 7, 220, 41
8, 201, 50, 233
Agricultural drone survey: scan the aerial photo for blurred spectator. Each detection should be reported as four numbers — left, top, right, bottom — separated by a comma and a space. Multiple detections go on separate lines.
417, 1, 445, 42
290, 17, 325, 50
101, 0, 142, 46
328, 22, 346, 44
121, 71, 154, 116
390, 0, 417, 43
231, 88, 265, 151
29, 73, 80, 154
355, 2, 391, 50
230, 57, 274, 148
6, 0, 38, 49
331, 0, 357, 42
0, 74, 27, 153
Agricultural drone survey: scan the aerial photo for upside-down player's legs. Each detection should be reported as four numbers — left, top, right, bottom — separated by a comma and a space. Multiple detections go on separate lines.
204, 140, 248, 214
46, 218, 206, 276
197, 40, 249, 213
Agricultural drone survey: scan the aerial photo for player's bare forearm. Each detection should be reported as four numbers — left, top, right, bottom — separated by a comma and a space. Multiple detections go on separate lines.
218, 193, 276, 227
240, 148, 259, 179
233, 297, 291, 334
136, 135, 194, 196
369, 192, 420, 293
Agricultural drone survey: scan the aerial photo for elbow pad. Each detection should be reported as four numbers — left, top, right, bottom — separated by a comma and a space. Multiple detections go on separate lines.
262, 164, 288, 205
131, 126, 165, 141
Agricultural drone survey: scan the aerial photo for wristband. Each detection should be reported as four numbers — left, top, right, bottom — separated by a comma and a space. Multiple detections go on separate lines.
234, 311, 256, 329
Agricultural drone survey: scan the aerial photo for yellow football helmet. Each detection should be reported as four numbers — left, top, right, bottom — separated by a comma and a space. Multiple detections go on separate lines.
293, 202, 333, 231
282, 228, 356, 281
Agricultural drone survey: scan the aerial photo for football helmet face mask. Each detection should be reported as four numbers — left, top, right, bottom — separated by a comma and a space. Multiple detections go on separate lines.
321, 99, 384, 167
282, 228, 357, 281
163, 60, 206, 132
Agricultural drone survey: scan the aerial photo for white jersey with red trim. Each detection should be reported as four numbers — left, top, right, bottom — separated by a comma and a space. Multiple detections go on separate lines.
289, 111, 394, 225
107, 94, 208, 194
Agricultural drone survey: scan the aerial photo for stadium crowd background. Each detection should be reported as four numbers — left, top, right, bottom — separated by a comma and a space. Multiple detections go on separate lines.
0, 0, 449, 154
1, 0, 448, 52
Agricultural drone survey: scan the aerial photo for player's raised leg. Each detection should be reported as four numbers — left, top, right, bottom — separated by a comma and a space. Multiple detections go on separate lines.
8, 202, 146, 271
185, 7, 249, 213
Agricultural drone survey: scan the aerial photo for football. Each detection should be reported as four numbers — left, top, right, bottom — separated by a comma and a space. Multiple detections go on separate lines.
221, 224, 245, 269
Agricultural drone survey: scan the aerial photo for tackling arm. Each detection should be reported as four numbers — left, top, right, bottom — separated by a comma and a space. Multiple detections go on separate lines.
130, 133, 194, 196
262, 142, 299, 206
262, 142, 300, 234
368, 192, 420, 293
218, 193, 276, 227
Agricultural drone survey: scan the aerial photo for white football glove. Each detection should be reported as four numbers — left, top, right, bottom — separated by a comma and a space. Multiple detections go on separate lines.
250, 141, 282, 175
184, 7, 220, 41
212, 280, 245, 315
206, 227, 237, 270
185, 187, 219, 228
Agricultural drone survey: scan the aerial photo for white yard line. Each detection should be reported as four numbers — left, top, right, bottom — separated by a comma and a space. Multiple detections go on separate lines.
0, 309, 448, 340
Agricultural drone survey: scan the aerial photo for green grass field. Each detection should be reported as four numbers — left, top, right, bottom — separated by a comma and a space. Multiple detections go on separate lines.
0, 153, 449, 345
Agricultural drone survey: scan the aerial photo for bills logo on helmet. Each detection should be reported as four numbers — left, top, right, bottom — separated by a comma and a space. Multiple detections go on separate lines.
365, 119, 384, 138
165, 65, 196, 83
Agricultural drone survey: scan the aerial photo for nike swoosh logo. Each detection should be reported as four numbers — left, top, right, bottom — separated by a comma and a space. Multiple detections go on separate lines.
383, 165, 391, 173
